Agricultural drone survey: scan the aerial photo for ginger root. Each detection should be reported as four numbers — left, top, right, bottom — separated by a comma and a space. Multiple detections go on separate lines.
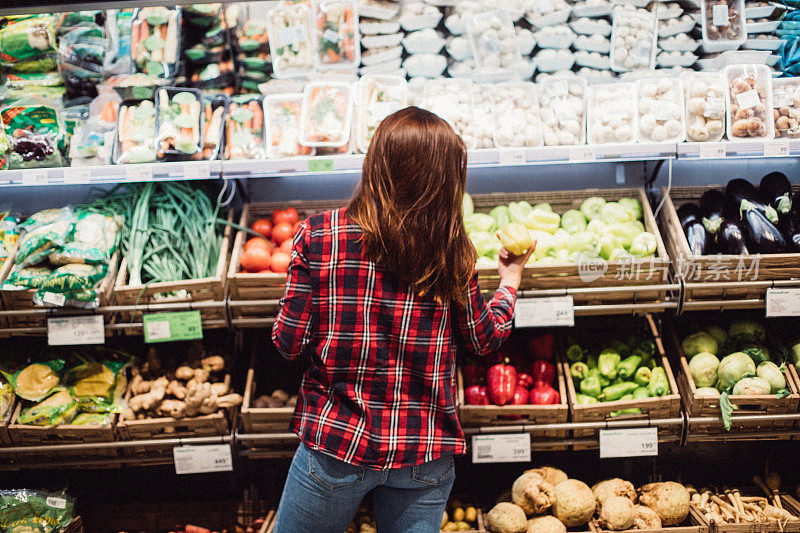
175, 366, 195, 381
166, 380, 187, 400
218, 393, 243, 408
201, 355, 225, 372
187, 368, 210, 388
129, 377, 168, 412
158, 399, 187, 418
210, 375, 230, 396
185, 381, 213, 417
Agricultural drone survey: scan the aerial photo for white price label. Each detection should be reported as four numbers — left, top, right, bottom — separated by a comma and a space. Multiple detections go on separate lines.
280, 26, 306, 45
569, 146, 596, 163
764, 140, 791, 158
41, 292, 66, 307
703, 97, 726, 118
632, 42, 651, 66
498, 149, 526, 166
45, 497, 67, 509
515, 296, 574, 328
64, 167, 92, 184
773, 89, 792, 108
599, 427, 658, 459
183, 162, 211, 180
472, 434, 531, 463
47, 315, 105, 346
323, 29, 340, 43
145, 319, 171, 341
698, 143, 726, 159
125, 165, 153, 182
712, 4, 729, 26
173, 444, 234, 474
22, 169, 48, 186
735, 89, 760, 110
766, 288, 800, 317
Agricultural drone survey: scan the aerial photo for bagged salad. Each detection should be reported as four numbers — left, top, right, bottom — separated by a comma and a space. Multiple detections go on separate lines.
0, 15, 57, 64
0, 97, 64, 170
0, 489, 75, 533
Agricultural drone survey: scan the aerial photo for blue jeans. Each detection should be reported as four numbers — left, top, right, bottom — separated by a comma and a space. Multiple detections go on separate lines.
273, 444, 455, 533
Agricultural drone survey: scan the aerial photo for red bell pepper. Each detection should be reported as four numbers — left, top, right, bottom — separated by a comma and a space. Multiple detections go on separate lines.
530, 382, 560, 405
510, 385, 529, 405
517, 372, 534, 390
529, 334, 554, 360
530, 359, 555, 386
462, 363, 482, 387
465, 385, 490, 405
487, 358, 517, 406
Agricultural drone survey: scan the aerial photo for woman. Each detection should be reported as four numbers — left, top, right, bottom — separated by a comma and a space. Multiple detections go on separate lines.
272, 106, 533, 533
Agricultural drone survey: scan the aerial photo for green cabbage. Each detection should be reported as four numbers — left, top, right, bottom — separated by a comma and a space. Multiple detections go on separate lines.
561, 209, 588, 234
689, 352, 719, 388
475, 256, 497, 269
470, 231, 497, 257
717, 352, 756, 391
533, 202, 553, 212
756, 361, 786, 393
599, 233, 623, 260
732, 376, 771, 396
580, 196, 606, 220
586, 219, 607, 234
536, 256, 559, 265
531, 230, 555, 260
618, 197, 643, 221
554, 248, 571, 263
728, 321, 766, 345
706, 326, 727, 346
696, 387, 720, 397
628, 220, 645, 234
682, 331, 719, 357
608, 248, 634, 261
608, 222, 641, 249
600, 202, 634, 224
629, 232, 657, 257
566, 231, 598, 254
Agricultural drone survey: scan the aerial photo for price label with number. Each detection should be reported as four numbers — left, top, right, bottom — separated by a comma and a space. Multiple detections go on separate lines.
764, 140, 791, 158
766, 288, 800, 317
569, 146, 596, 163
143, 311, 203, 343
174, 444, 233, 474
698, 143, 726, 159
308, 158, 334, 172
498, 149, 526, 166
599, 427, 658, 458
48, 315, 105, 346
515, 296, 574, 328
23, 169, 48, 186
472, 434, 531, 463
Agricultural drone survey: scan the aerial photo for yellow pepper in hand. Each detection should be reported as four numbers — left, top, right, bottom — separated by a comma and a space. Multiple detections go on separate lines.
497, 222, 533, 256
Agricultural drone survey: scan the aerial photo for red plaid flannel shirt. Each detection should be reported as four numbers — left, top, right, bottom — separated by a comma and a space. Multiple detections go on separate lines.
272, 208, 516, 469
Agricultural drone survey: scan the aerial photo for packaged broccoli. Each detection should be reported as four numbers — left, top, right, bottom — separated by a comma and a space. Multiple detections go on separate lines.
0, 489, 75, 533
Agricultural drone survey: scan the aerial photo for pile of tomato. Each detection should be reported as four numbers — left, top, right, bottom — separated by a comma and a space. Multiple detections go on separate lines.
240, 207, 301, 274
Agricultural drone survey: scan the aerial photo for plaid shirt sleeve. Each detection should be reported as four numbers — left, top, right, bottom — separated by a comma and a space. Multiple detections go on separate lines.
453, 273, 517, 356
272, 221, 313, 360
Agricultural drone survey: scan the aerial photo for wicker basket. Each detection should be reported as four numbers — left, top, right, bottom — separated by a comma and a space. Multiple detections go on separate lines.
659, 185, 800, 303
240, 367, 295, 434
592, 505, 709, 533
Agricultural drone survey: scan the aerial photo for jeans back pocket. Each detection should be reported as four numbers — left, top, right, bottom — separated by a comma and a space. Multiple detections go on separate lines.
411, 454, 455, 486
307, 446, 366, 491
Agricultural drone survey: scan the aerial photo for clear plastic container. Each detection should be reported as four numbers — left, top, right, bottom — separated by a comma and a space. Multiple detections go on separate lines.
659, 34, 700, 52
656, 2, 683, 19
358, 0, 400, 21
421, 78, 478, 149
681, 71, 727, 142
355, 75, 408, 153
490, 82, 543, 147
267, 3, 315, 79
610, 6, 657, 72
466, 10, 524, 72
361, 45, 403, 66
533, 24, 576, 49
361, 32, 403, 49
577, 66, 615, 84
224, 95, 266, 160
402, 28, 445, 54
574, 50, 610, 70
113, 99, 157, 164
770, 77, 800, 139
155, 87, 203, 161
516, 27, 536, 55
131, 7, 182, 79
398, 3, 442, 31
573, 34, 611, 54
724, 63, 774, 141
743, 36, 783, 51
569, 17, 612, 36
636, 76, 685, 143
446, 36, 472, 61
572, 0, 613, 18
359, 20, 400, 35
471, 84, 496, 148
299, 81, 354, 147
539, 77, 587, 146
657, 51, 698, 68
587, 81, 638, 144
525, 0, 572, 29
358, 58, 402, 76
536, 49, 575, 72
403, 53, 447, 78
701, 0, 747, 53
264, 93, 312, 158
657, 15, 696, 38
315, 0, 360, 71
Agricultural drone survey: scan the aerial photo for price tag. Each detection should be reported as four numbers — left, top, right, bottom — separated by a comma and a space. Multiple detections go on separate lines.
472, 434, 531, 463
47, 315, 105, 346
764, 140, 791, 158
22, 169, 48, 186
766, 288, 800, 317
173, 444, 234, 474
712, 4, 729, 26
279, 26, 306, 45
735, 89, 760, 110
125, 165, 153, 182
704, 98, 725, 118
498, 149, 526, 166
773, 88, 791, 109
569, 146, 596, 163
64, 167, 92, 184
599, 427, 658, 459
183, 162, 211, 180
143, 311, 203, 343
323, 29, 340, 43
45, 497, 67, 509
41, 292, 66, 307
515, 296, 574, 328
308, 158, 334, 172
698, 143, 726, 159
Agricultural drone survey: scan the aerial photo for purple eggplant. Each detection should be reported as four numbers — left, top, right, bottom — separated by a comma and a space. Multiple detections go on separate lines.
725, 178, 779, 224
740, 200, 787, 254
778, 211, 800, 252
677, 203, 702, 228
759, 172, 792, 215
715, 219, 749, 255
700, 189, 725, 235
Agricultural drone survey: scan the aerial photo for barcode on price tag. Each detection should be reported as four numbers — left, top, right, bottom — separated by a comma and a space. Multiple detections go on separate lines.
498, 149, 526, 166
698, 143, 726, 159
766, 288, 800, 317
515, 296, 574, 328
48, 315, 105, 346
569, 146, 596, 163
599, 427, 658, 458
472, 434, 531, 463
174, 444, 233, 474
764, 140, 791, 158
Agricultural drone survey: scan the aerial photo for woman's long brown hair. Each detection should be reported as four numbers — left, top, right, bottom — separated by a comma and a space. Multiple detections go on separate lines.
348, 106, 476, 306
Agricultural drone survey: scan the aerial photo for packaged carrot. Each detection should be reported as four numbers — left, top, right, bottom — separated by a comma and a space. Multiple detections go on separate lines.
224, 95, 266, 160
130, 6, 182, 78
113, 99, 157, 164
315, 0, 360, 71
155, 87, 203, 161
266, 3, 315, 79
264, 93, 312, 158
299, 80, 354, 148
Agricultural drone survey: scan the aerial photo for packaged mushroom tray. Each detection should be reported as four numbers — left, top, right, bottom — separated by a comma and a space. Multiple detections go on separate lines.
421, 78, 478, 150
489, 82, 544, 148
524, 0, 572, 29
588, 82, 637, 145
682, 71, 727, 142
771, 78, 800, 139
724, 63, 774, 141
267, 2, 316, 79
466, 9, 524, 77
637, 76, 685, 143
702, 0, 747, 53
539, 77, 587, 146
610, 5, 657, 72
355, 74, 409, 153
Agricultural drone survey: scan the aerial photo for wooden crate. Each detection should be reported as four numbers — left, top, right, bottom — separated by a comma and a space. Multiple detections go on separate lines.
470, 188, 670, 304
564, 315, 682, 445
440, 510, 485, 533
240, 367, 295, 433
114, 212, 232, 324
457, 365, 568, 450
227, 199, 348, 319
593, 505, 709, 533
0, 396, 14, 446
659, 186, 800, 302
664, 320, 800, 434
701, 494, 800, 533
0, 242, 119, 329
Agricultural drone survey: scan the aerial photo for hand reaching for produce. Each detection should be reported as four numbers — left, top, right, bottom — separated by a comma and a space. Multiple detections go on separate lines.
497, 243, 535, 290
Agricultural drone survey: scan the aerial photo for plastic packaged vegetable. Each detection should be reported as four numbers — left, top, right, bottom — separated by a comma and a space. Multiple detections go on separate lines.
467, 9, 523, 75
1, 359, 64, 402
0, 489, 75, 533
702, 0, 746, 52
200, 94, 227, 160
539, 78, 587, 146
299, 81, 353, 148
48, 211, 121, 266
422, 78, 478, 149
492, 82, 543, 148
316, 0, 360, 70
588, 82, 637, 144
267, 3, 315, 78
771, 78, 800, 139
356, 75, 408, 153
724, 64, 774, 141
225, 95, 266, 159
610, 5, 657, 72
114, 100, 157, 164
17, 387, 79, 425
0, 97, 64, 170
681, 71, 726, 142
69, 93, 120, 165
637, 77, 685, 143
0, 15, 57, 64
155, 88, 203, 160
15, 216, 75, 268
264, 93, 311, 158
130, 6, 182, 78
65, 351, 131, 411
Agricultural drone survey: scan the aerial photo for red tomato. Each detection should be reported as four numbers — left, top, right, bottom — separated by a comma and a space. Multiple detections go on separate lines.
272, 222, 294, 244
279, 239, 293, 254
271, 251, 291, 273
241, 246, 271, 273
250, 218, 272, 239
256, 269, 272, 274
244, 237, 272, 253
273, 208, 299, 226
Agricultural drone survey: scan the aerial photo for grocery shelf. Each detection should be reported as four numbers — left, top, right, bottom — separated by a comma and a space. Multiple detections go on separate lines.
679, 279, 800, 313
677, 139, 800, 160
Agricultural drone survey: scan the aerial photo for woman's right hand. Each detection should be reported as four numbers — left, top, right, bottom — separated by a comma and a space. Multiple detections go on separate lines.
497, 242, 535, 291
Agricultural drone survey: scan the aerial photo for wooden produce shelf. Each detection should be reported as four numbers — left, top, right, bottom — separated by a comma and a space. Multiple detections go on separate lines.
592, 505, 709, 533
240, 367, 294, 434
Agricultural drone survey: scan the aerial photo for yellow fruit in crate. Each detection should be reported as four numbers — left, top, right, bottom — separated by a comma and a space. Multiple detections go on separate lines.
465, 507, 477, 524
453, 508, 465, 522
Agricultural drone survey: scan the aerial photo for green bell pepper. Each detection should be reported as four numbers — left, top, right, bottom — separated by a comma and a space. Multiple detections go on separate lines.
633, 339, 655, 366
601, 381, 639, 401
635, 366, 651, 387
648, 366, 669, 397
632, 386, 650, 399
598, 353, 621, 380
586, 353, 598, 369
611, 407, 643, 417
570, 362, 589, 382
588, 368, 609, 387
566, 343, 585, 363
580, 376, 602, 398
616, 355, 642, 380
575, 393, 599, 405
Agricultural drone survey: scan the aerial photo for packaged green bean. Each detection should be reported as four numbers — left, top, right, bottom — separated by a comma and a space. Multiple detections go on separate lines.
48, 212, 121, 266
14, 219, 74, 267
0, 489, 75, 533
2, 266, 51, 289
37, 263, 107, 292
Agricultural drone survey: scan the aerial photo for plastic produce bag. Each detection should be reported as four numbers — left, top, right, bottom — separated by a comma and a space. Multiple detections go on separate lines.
316, 0, 360, 70
0, 489, 75, 533
1, 359, 64, 402
0, 15, 57, 64
69, 93, 120, 165
225, 95, 265, 159
130, 6, 182, 78
3, 266, 52, 289
65, 351, 132, 412
17, 207, 72, 234
17, 387, 79, 425
36, 263, 108, 295
15, 217, 75, 268
0, 97, 64, 170
104, 9, 134, 76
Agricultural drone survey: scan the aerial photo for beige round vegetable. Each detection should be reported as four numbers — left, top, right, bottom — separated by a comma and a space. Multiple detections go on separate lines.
633, 505, 662, 529
525, 466, 568, 487
526, 516, 566, 533
592, 478, 636, 505
598, 496, 635, 530
638, 482, 689, 526
512, 472, 555, 516
486, 503, 528, 533
551, 479, 595, 527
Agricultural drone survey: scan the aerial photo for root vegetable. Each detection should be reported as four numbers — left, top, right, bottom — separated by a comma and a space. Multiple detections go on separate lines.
486, 502, 528, 533
526, 516, 565, 533
185, 381, 213, 417
272, 389, 290, 403
167, 380, 187, 400
175, 366, 195, 380
201, 355, 225, 372
188, 368, 210, 387
210, 375, 230, 396
593, 478, 636, 505
633, 505, 662, 529
129, 377, 168, 412
158, 399, 187, 418
639, 482, 690, 526
598, 496, 635, 531
512, 472, 555, 516
218, 393, 243, 408
551, 479, 595, 527
525, 467, 568, 488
